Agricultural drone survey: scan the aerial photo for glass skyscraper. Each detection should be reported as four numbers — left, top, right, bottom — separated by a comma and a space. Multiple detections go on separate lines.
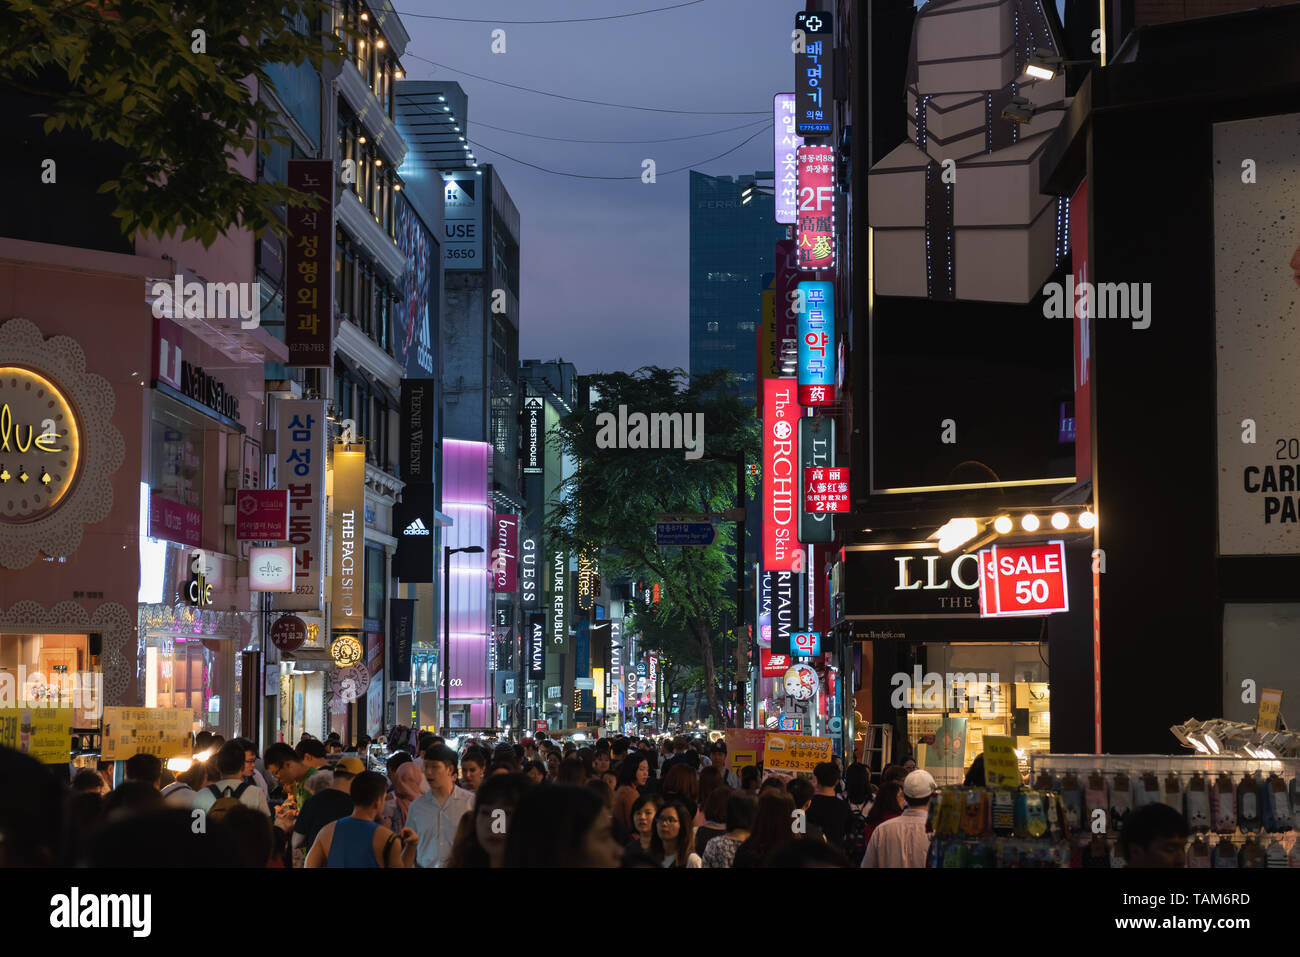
689, 170, 788, 404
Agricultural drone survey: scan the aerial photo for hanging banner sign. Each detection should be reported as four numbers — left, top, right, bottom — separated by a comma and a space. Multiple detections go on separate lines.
798, 415, 835, 544
549, 548, 570, 655
794, 11, 833, 137
522, 395, 544, 474
761, 650, 791, 678
0, 708, 72, 764
763, 379, 800, 572
527, 612, 546, 679
771, 570, 798, 655
520, 528, 540, 609
804, 466, 850, 513
249, 546, 295, 592
978, 541, 1070, 618
791, 631, 822, 657
492, 513, 519, 592
796, 280, 835, 404
275, 400, 326, 610
331, 444, 366, 630
389, 598, 415, 683
101, 707, 192, 761
796, 147, 836, 272
236, 489, 289, 541
285, 159, 334, 367
774, 93, 803, 224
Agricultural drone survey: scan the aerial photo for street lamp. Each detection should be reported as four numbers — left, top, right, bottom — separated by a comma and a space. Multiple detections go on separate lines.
443, 544, 484, 735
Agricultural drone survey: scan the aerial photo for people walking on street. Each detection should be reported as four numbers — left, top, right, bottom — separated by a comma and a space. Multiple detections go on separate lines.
194, 741, 271, 818
614, 751, 650, 830
626, 792, 663, 855
862, 770, 935, 868
862, 780, 905, 846
733, 789, 797, 868
695, 785, 730, 855
406, 744, 475, 868
842, 762, 875, 866
294, 755, 363, 858
503, 784, 622, 868
305, 771, 417, 868
649, 799, 701, 868
703, 792, 757, 868
807, 762, 849, 851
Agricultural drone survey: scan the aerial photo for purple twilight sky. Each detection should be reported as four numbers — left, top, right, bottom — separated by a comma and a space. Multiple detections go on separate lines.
398, 0, 798, 376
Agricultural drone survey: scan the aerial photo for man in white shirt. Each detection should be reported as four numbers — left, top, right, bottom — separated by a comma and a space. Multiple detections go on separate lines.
406, 744, 474, 868
862, 769, 934, 868
194, 741, 271, 817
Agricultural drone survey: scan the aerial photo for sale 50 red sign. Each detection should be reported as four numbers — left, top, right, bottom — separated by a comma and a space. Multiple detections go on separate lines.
978, 542, 1069, 618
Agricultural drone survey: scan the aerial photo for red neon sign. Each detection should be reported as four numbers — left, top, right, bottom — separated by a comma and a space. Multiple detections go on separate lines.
978, 541, 1069, 618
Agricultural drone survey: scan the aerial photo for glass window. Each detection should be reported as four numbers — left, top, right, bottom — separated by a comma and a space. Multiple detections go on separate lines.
149, 395, 208, 513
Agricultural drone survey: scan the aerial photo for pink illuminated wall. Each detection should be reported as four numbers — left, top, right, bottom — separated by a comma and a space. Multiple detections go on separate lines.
441, 440, 492, 726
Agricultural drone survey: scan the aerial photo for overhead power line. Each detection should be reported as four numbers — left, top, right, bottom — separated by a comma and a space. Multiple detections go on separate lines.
402, 55, 767, 115
469, 117, 770, 144
466, 125, 770, 180
393, 0, 709, 24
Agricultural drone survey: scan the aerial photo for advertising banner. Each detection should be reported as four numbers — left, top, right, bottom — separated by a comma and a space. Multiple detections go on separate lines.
548, 547, 570, 655
331, 444, 366, 631
764, 732, 832, 773
758, 570, 772, 648
0, 708, 72, 763
275, 400, 327, 610
149, 493, 201, 548
389, 598, 415, 683
794, 11, 833, 137
394, 483, 436, 583
804, 466, 850, 514
763, 379, 800, 572
235, 489, 288, 541
791, 631, 821, 657
249, 546, 295, 592
796, 147, 836, 271
1214, 112, 1300, 553
796, 280, 835, 404
285, 159, 334, 366
761, 649, 790, 678
774, 93, 803, 224
798, 415, 835, 544
491, 513, 518, 592
771, 570, 799, 655
443, 174, 483, 270
522, 395, 544, 474
394, 197, 437, 378
400, 379, 437, 485
609, 619, 623, 683
101, 707, 192, 761
725, 727, 768, 770
977, 541, 1069, 618
527, 612, 545, 679
520, 518, 540, 609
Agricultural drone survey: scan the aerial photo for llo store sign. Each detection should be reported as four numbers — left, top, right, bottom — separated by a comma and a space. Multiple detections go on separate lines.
978, 542, 1070, 618
0, 367, 81, 521
796, 281, 834, 405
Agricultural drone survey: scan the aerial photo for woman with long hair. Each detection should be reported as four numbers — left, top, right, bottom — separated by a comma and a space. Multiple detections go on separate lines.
502, 784, 622, 868
613, 751, 649, 830
661, 763, 701, 824
626, 792, 662, 855
448, 773, 533, 868
862, 780, 905, 845
649, 799, 700, 868
703, 791, 757, 868
732, 789, 797, 868
695, 785, 730, 856
697, 766, 724, 817
557, 756, 587, 786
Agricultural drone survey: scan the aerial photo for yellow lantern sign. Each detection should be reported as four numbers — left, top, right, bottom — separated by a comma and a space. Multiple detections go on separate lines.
330, 634, 363, 666
0, 366, 82, 522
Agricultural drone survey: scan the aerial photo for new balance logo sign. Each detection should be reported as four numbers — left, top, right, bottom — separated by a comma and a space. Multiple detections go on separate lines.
403, 518, 431, 536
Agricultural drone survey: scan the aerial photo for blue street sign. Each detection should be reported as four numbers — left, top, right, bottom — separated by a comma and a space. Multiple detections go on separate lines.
655, 522, 716, 547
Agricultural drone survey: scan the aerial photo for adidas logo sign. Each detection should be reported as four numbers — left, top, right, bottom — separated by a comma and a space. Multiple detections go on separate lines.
403, 518, 431, 536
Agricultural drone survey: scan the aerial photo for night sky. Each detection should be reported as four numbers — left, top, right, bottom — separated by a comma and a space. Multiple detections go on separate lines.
399, 0, 796, 375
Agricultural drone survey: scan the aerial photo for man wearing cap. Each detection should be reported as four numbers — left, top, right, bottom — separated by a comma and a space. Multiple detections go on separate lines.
406, 744, 475, 868
293, 756, 365, 860
862, 769, 936, 868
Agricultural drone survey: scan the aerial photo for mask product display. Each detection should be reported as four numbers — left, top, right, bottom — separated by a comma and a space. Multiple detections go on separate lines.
1162, 772, 1182, 812
992, 789, 1015, 837
1238, 834, 1267, 869
1109, 772, 1134, 836
959, 788, 987, 837
1058, 773, 1084, 831
934, 788, 962, 836
1266, 838, 1287, 868
1135, 771, 1162, 808
1211, 773, 1238, 834
1023, 790, 1048, 839
1237, 772, 1261, 834
1084, 772, 1108, 828
1185, 772, 1211, 833
1212, 836, 1239, 868
1259, 771, 1278, 833
1269, 773, 1294, 832
1187, 836, 1211, 868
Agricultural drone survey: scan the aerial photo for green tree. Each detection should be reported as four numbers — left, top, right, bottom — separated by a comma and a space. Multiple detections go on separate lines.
1, 0, 347, 246
547, 367, 759, 727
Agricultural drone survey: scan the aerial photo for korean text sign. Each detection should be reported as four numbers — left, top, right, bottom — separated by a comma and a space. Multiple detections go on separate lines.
763, 379, 800, 572
235, 489, 289, 541
796, 148, 836, 271
0, 708, 73, 763
285, 160, 334, 367
275, 400, 327, 611
725, 728, 768, 770
764, 732, 833, 773
803, 466, 849, 513
774, 93, 803, 224
796, 280, 835, 404
791, 631, 822, 657
794, 12, 833, 137
978, 541, 1069, 618
101, 707, 192, 761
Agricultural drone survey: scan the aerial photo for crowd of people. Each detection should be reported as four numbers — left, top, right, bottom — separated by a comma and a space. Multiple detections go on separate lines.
0, 728, 1188, 868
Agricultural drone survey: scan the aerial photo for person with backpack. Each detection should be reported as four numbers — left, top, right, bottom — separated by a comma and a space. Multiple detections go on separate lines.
806, 762, 849, 850
841, 762, 874, 866
193, 741, 271, 819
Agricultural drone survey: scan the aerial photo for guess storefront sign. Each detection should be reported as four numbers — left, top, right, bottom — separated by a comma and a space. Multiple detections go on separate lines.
978, 541, 1069, 618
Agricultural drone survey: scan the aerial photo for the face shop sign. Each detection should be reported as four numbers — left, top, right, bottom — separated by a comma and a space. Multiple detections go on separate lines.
844, 549, 981, 617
